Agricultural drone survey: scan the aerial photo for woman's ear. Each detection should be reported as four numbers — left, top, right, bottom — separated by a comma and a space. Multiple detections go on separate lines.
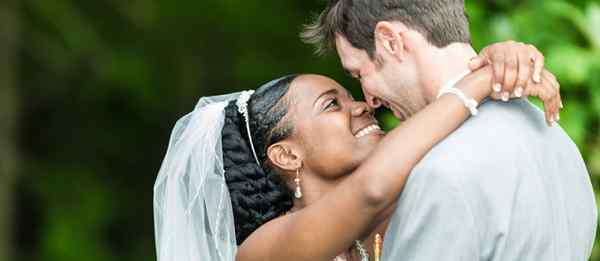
374, 21, 406, 61
267, 142, 302, 172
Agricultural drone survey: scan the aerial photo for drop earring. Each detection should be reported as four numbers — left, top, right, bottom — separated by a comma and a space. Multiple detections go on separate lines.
294, 167, 302, 199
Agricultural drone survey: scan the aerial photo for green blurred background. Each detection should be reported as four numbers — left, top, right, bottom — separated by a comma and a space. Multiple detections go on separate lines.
0, 0, 599, 260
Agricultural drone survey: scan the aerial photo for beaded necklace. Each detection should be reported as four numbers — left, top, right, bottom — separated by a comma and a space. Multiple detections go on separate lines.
333, 240, 369, 261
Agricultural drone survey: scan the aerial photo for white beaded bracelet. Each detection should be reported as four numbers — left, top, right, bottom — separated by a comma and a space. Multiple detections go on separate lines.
436, 70, 479, 116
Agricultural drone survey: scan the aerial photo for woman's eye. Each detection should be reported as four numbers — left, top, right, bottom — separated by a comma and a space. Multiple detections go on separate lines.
325, 98, 339, 110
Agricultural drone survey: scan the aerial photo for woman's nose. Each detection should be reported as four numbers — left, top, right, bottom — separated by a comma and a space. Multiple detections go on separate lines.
351, 101, 372, 117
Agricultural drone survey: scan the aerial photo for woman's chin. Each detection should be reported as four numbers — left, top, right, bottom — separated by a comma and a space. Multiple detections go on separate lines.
357, 132, 385, 141
356, 133, 385, 149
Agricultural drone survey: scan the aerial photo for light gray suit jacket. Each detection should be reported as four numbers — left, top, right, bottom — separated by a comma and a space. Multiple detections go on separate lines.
382, 99, 597, 261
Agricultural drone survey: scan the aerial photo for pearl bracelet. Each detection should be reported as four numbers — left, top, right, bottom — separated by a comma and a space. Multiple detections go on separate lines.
436, 70, 479, 116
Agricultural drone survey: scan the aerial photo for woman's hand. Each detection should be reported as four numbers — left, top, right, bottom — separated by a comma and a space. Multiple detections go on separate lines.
524, 69, 562, 126
469, 41, 544, 97
468, 41, 561, 126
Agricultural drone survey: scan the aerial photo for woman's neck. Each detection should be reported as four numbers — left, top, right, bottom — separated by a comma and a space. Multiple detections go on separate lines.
291, 172, 347, 208
289, 173, 397, 259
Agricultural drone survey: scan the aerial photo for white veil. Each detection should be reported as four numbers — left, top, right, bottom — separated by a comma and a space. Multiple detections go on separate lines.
153, 92, 244, 261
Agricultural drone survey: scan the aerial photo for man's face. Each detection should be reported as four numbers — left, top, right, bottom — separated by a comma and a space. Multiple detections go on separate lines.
335, 34, 425, 121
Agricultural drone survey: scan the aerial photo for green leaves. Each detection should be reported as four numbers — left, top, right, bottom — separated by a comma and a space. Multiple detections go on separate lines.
587, 3, 600, 49
547, 1, 600, 50
546, 44, 592, 88
559, 99, 589, 147
589, 63, 600, 115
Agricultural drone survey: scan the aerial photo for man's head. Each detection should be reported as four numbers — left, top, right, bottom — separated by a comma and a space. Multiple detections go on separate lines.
302, 0, 472, 119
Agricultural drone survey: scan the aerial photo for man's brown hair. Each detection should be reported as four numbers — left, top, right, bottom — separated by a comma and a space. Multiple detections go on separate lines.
301, 0, 471, 57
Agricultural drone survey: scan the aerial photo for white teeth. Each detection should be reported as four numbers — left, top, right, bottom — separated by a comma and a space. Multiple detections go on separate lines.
355, 124, 381, 138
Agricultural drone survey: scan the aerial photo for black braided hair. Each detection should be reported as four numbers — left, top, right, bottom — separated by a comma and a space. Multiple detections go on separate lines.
221, 75, 299, 244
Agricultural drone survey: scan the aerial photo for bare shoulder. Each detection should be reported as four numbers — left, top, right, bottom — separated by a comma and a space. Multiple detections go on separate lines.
236, 214, 294, 261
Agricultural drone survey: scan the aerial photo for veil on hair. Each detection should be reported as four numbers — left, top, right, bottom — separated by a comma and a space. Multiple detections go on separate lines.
153, 92, 244, 261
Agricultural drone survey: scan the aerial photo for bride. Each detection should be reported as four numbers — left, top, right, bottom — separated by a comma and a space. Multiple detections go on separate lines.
153, 43, 561, 261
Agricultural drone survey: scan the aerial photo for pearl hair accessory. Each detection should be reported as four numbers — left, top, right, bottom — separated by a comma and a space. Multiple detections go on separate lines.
236, 90, 261, 165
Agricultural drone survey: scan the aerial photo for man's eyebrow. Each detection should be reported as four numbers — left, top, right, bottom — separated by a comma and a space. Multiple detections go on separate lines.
313, 88, 339, 107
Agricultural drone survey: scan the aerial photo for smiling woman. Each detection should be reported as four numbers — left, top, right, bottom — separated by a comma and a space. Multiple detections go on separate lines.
153, 72, 397, 261
282, 75, 386, 180
220, 74, 388, 245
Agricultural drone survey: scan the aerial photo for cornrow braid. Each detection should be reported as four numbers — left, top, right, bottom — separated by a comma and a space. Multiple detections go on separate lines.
221, 75, 299, 244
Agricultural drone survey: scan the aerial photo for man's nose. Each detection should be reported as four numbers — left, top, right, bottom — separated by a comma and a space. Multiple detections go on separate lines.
364, 92, 383, 109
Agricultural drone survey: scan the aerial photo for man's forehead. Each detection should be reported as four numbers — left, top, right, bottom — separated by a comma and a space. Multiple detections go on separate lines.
335, 35, 358, 69
335, 34, 366, 71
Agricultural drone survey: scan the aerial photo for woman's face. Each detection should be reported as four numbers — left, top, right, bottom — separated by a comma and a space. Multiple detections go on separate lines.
285, 74, 385, 179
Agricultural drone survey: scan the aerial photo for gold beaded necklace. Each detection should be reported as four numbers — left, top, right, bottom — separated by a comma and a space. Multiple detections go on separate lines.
333, 234, 382, 261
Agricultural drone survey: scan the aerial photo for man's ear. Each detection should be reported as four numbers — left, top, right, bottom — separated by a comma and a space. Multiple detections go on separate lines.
266, 142, 302, 172
374, 21, 407, 61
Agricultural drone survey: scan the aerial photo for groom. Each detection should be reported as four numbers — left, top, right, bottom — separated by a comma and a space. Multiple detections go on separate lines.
303, 0, 597, 260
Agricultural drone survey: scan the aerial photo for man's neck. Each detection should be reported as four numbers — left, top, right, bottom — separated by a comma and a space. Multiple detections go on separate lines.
420, 43, 477, 103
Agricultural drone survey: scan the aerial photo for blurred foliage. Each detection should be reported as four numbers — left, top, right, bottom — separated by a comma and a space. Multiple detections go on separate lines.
11, 0, 600, 261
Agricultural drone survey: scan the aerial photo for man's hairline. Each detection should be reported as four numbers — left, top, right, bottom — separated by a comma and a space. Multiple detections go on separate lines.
330, 19, 471, 59
332, 20, 420, 60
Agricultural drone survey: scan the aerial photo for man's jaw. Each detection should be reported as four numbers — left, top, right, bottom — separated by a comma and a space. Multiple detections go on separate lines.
389, 104, 407, 122
381, 100, 391, 108
421, 43, 478, 102
373, 98, 407, 121
377, 95, 420, 122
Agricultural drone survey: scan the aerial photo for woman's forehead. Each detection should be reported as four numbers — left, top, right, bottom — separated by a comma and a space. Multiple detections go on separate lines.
290, 74, 349, 103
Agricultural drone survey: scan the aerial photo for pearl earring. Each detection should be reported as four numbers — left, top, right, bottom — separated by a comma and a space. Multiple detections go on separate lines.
294, 167, 302, 199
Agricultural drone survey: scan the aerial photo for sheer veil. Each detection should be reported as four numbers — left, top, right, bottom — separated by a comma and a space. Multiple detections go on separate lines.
153, 93, 243, 261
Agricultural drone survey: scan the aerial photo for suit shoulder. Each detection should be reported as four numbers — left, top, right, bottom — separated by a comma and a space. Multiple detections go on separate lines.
421, 100, 547, 166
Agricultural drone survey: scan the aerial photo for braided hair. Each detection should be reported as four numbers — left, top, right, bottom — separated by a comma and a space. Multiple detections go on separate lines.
221, 75, 299, 244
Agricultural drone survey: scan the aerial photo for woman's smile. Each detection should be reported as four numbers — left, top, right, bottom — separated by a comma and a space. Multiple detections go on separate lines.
354, 123, 384, 138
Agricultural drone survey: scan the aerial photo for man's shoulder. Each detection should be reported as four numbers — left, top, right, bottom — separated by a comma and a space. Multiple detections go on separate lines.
443, 99, 548, 146
423, 99, 548, 164
411, 99, 574, 182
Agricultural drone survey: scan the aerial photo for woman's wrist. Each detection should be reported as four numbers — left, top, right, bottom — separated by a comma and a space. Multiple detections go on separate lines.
454, 66, 493, 103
